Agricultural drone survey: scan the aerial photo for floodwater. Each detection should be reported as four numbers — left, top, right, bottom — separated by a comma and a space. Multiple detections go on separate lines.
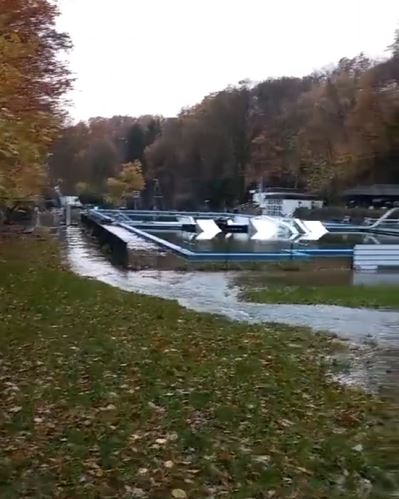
62, 227, 399, 394
147, 229, 399, 253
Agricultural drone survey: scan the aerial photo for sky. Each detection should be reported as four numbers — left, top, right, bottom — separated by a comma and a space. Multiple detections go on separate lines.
57, 0, 399, 122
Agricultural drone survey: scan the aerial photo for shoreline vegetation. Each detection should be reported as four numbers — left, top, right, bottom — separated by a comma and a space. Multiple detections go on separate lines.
0, 234, 393, 497
235, 270, 399, 310
235, 268, 399, 310
241, 285, 399, 310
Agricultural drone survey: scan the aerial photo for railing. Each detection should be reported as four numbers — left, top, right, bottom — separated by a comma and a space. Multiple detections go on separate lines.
364, 218, 399, 224
96, 209, 236, 219
368, 207, 399, 228
86, 209, 254, 229
354, 244, 399, 271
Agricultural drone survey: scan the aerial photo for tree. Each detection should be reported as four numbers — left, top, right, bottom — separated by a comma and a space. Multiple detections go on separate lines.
85, 139, 120, 189
76, 182, 105, 206
145, 117, 162, 146
390, 28, 399, 58
49, 116, 163, 202
0, 0, 72, 213
49, 123, 90, 193
125, 124, 145, 163
106, 161, 145, 206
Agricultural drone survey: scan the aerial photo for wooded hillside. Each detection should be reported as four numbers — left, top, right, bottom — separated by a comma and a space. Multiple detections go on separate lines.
50, 30, 399, 210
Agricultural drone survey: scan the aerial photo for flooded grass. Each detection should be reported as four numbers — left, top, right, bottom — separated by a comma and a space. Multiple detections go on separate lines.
237, 268, 353, 288
237, 271, 399, 309
243, 285, 399, 309
0, 236, 395, 498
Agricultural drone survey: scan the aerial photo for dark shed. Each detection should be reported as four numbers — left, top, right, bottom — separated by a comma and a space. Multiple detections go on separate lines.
342, 184, 399, 207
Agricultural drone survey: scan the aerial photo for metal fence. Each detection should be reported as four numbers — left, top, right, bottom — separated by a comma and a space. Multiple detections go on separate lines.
354, 244, 399, 271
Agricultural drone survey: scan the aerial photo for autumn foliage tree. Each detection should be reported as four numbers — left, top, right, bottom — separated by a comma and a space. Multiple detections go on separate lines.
0, 0, 72, 214
106, 161, 145, 206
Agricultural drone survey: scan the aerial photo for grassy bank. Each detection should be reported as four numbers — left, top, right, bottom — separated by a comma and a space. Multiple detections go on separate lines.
0, 236, 391, 497
236, 271, 399, 309
243, 285, 399, 309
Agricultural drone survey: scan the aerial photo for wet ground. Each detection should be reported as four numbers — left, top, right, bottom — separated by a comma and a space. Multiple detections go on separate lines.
235, 266, 399, 288
62, 227, 399, 396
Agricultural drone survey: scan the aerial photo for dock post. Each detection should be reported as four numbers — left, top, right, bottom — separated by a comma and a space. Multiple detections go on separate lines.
65, 205, 71, 226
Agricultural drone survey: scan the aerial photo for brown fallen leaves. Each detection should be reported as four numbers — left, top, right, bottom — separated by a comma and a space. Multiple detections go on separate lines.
0, 237, 388, 498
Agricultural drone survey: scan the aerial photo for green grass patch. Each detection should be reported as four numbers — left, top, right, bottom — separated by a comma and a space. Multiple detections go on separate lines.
0, 236, 394, 497
243, 284, 399, 309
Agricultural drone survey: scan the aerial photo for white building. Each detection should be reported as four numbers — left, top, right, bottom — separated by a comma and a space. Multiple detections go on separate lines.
252, 188, 324, 217
59, 196, 82, 208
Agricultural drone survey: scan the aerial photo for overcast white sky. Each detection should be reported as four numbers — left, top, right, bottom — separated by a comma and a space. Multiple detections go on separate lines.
57, 0, 398, 121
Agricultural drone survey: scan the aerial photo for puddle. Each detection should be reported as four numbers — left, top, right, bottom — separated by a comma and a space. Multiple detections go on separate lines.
62, 227, 399, 395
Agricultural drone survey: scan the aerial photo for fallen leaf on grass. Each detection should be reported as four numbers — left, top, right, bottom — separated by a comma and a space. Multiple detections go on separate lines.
172, 489, 187, 498
296, 466, 313, 475
8, 406, 22, 413
277, 418, 293, 428
100, 404, 116, 411
253, 455, 271, 465
132, 488, 147, 498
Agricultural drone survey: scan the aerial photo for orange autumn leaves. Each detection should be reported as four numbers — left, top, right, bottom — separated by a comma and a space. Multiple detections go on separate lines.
0, 0, 72, 206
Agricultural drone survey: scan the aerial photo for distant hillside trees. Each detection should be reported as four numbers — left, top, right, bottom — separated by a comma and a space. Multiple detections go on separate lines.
50, 30, 399, 208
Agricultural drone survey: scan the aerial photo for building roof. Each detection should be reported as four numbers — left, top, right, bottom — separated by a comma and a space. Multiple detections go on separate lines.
342, 184, 399, 197
261, 188, 305, 193
254, 188, 321, 200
